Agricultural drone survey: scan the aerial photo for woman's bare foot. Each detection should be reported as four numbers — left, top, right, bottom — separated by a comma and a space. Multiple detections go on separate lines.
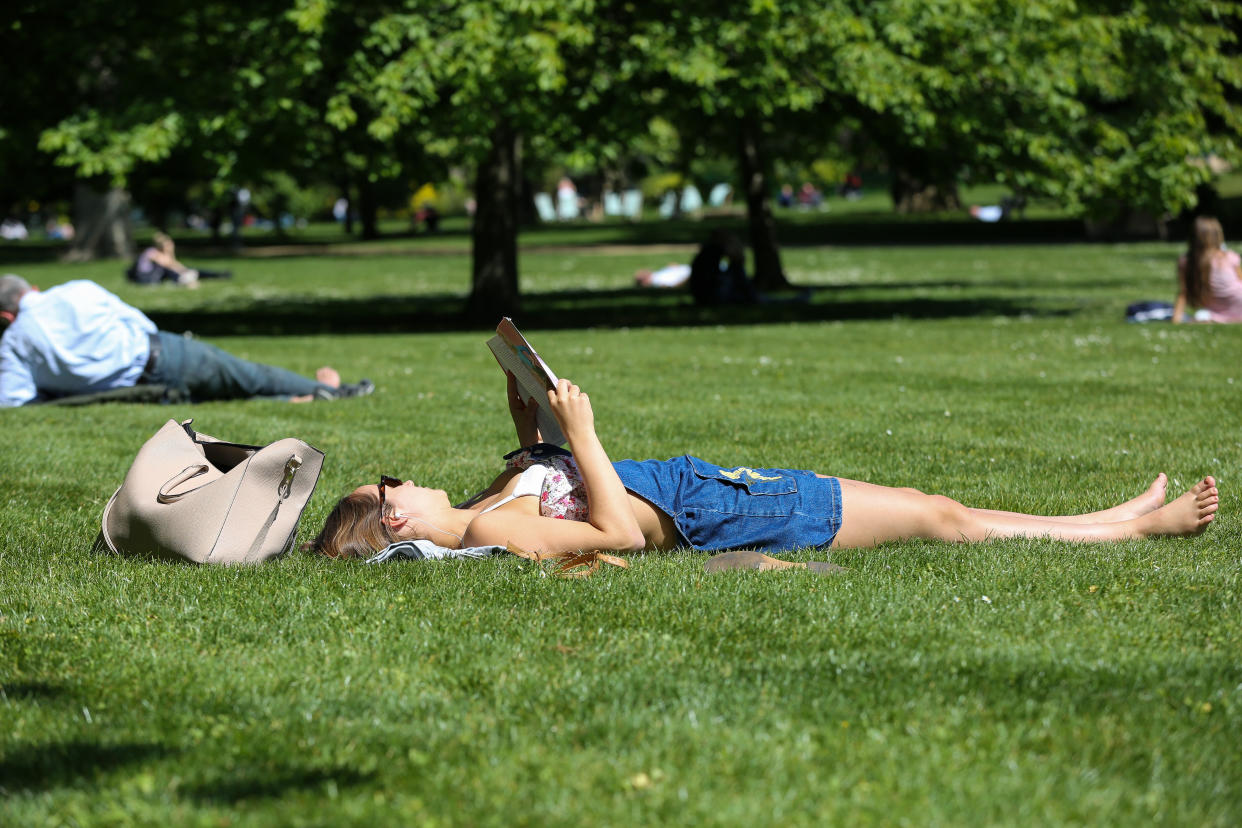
1107, 473, 1168, 520
1137, 476, 1218, 537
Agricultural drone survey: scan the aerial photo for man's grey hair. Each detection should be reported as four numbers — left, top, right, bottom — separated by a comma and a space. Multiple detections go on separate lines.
0, 274, 31, 314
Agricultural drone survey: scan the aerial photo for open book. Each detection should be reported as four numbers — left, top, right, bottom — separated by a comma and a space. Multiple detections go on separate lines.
486, 318, 565, 446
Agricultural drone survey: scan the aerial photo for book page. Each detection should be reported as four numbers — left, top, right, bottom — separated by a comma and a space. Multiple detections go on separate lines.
486, 319, 565, 446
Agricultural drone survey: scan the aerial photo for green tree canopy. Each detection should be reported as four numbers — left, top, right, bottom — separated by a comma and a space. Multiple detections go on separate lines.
13, 0, 1241, 278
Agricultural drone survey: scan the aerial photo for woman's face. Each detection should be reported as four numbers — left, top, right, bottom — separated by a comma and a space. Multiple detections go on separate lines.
357, 479, 450, 522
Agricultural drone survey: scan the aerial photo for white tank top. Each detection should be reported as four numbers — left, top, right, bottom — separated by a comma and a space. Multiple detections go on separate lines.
479, 464, 549, 514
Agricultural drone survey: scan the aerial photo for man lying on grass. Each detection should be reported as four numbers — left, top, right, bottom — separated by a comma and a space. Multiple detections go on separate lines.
0, 275, 373, 406
312, 373, 1219, 564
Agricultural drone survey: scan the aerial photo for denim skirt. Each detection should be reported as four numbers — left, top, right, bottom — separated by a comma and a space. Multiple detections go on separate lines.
613, 455, 843, 553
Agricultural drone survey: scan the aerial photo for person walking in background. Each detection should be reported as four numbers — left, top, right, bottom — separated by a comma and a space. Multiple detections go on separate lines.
127, 232, 232, 287
1173, 216, 1242, 323
230, 187, 251, 249
0, 275, 372, 406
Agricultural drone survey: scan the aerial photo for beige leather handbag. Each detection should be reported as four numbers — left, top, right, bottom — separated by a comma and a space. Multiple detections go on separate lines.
101, 419, 324, 564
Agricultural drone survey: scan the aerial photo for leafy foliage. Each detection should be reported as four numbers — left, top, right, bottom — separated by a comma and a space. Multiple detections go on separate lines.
7, 1, 1241, 250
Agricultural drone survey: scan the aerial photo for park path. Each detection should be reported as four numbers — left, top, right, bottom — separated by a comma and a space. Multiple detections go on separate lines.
225, 242, 698, 258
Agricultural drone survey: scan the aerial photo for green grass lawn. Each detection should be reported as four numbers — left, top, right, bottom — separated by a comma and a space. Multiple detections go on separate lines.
1, 238, 1240, 825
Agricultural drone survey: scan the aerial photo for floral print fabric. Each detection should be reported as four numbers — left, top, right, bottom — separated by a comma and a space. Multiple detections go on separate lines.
505, 448, 589, 521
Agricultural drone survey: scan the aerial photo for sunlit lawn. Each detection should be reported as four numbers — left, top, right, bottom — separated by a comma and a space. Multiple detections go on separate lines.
1, 236, 1239, 825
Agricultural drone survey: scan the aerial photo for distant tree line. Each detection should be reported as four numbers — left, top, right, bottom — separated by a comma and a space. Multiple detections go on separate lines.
4, 0, 1239, 319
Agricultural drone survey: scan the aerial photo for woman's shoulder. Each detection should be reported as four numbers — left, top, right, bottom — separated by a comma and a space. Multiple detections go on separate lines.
1224, 248, 1241, 266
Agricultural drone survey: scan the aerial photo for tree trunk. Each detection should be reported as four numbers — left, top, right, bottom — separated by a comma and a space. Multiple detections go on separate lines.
737, 115, 790, 290
358, 176, 379, 240
149, 204, 170, 235
467, 123, 521, 322
518, 175, 538, 226
65, 182, 134, 262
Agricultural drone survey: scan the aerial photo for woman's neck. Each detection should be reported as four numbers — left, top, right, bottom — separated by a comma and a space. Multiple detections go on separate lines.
401, 507, 475, 549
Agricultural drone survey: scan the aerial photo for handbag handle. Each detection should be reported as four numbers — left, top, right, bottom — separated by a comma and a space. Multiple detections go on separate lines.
156, 454, 302, 505
157, 464, 210, 503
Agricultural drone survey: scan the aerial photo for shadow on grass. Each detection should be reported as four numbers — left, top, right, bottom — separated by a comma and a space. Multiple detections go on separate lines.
0, 740, 172, 793
0, 679, 66, 702
778, 642, 1238, 721
901, 653, 1227, 719
183, 766, 373, 804
145, 286, 1074, 338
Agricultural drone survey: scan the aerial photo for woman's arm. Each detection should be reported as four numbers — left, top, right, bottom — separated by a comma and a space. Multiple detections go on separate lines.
464, 379, 646, 554
1172, 258, 1188, 324
146, 248, 188, 273
506, 371, 542, 447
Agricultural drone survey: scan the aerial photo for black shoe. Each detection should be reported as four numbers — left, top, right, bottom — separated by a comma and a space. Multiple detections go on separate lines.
198, 269, 233, 280
315, 379, 375, 401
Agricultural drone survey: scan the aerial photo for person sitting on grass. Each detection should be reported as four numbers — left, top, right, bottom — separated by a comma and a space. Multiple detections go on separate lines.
1172, 215, 1242, 324
688, 231, 760, 306
0, 275, 372, 406
127, 232, 232, 288
311, 373, 1219, 563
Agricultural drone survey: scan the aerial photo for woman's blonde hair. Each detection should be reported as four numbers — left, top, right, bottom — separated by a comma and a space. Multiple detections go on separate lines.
153, 231, 173, 250
1185, 216, 1225, 306
310, 490, 394, 559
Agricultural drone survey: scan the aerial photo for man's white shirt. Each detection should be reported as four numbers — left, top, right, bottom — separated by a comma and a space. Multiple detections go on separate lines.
0, 280, 156, 406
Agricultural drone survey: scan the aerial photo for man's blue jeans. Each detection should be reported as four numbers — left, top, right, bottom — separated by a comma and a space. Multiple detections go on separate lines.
147, 331, 330, 401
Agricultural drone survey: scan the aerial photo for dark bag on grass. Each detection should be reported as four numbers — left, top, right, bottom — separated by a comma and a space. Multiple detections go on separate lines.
100, 419, 324, 564
1125, 300, 1174, 323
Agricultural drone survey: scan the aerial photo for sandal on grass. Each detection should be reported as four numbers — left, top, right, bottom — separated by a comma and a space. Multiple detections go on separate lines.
704, 550, 846, 575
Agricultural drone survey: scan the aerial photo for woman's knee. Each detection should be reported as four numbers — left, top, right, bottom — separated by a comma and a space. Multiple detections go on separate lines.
923, 494, 975, 540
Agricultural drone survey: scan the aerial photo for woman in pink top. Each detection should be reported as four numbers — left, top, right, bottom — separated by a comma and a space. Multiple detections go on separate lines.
1173, 216, 1242, 323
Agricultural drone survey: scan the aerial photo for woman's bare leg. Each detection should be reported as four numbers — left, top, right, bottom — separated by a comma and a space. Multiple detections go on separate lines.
821, 474, 1168, 525
972, 473, 1168, 524
829, 476, 1218, 549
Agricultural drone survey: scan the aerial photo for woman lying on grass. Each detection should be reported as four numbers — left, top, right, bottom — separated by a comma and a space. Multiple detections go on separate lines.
312, 375, 1219, 560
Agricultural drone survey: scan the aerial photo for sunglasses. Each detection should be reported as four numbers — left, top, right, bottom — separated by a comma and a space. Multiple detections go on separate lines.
378, 475, 402, 522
